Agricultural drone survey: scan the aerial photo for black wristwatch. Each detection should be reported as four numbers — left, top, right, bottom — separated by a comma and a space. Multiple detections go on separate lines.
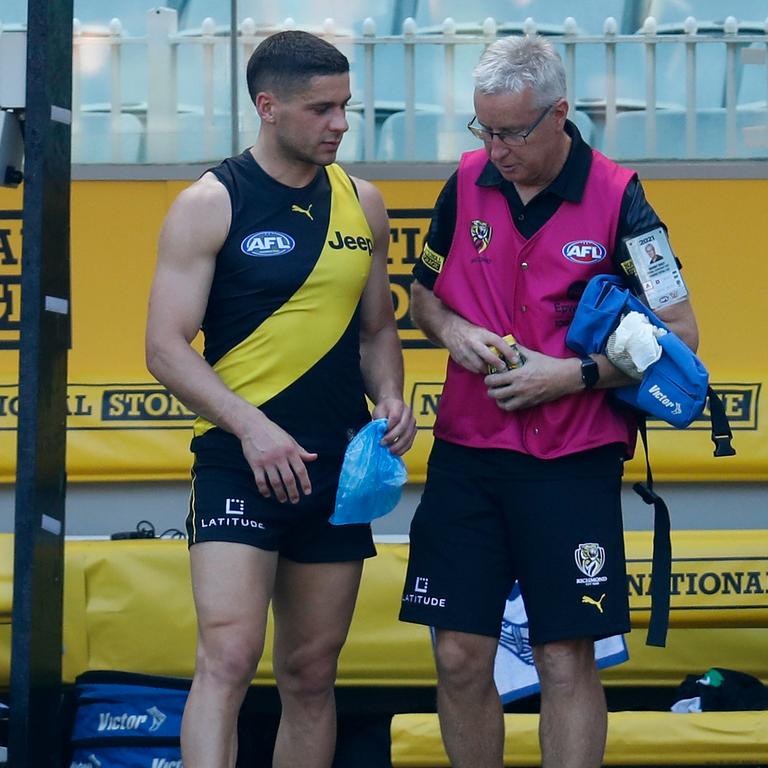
580, 355, 600, 389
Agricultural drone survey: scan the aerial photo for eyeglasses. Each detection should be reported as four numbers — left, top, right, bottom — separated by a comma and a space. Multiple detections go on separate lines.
467, 103, 556, 146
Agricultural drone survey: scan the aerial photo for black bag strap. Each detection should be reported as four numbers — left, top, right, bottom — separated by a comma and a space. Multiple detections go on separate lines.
707, 386, 736, 457
632, 415, 671, 647
632, 393, 736, 647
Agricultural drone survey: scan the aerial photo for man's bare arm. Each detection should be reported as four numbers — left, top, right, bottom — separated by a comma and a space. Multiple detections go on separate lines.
145, 174, 316, 503
355, 178, 416, 455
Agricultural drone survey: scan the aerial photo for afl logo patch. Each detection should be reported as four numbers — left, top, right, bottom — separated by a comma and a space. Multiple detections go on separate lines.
562, 240, 607, 264
241, 231, 295, 257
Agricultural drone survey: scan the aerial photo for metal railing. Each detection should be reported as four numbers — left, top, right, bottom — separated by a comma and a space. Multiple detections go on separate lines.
4, 8, 768, 163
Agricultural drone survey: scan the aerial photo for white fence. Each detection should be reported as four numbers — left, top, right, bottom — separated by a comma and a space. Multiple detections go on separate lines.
4, 8, 768, 163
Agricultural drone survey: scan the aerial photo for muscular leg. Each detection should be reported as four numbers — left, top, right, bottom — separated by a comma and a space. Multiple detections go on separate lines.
181, 542, 278, 768
434, 629, 504, 768
535, 638, 607, 768
270, 558, 363, 768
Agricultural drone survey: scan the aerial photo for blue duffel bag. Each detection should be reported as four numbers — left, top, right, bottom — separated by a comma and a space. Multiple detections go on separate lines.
67, 671, 188, 768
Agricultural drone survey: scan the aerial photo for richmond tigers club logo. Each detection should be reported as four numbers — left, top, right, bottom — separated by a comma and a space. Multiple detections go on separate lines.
470, 219, 492, 253
574, 542, 606, 578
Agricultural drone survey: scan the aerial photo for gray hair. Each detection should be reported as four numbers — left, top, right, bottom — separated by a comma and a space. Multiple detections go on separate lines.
473, 36, 566, 106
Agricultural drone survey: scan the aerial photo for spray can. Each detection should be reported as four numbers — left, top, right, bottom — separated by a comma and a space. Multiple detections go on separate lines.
487, 334, 526, 374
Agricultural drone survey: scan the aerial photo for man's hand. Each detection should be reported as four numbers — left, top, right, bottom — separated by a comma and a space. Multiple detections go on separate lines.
372, 396, 417, 456
444, 320, 522, 375
238, 411, 318, 504
483, 346, 582, 411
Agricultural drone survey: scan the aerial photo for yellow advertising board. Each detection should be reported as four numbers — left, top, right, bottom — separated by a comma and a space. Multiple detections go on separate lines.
0, 176, 765, 482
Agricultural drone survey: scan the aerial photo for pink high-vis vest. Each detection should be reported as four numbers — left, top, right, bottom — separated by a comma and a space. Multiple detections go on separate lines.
433, 148, 636, 458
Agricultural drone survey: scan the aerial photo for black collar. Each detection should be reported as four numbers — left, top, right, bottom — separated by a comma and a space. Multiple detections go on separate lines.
475, 119, 593, 203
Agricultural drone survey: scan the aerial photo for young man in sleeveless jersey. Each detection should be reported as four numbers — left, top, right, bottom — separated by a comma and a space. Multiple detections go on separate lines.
146, 31, 416, 768
399, 36, 699, 768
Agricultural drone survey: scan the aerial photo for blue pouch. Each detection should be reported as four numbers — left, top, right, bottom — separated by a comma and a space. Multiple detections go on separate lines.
330, 419, 408, 525
566, 273, 708, 428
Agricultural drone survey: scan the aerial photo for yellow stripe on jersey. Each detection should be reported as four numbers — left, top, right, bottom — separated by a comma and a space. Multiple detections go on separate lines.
194, 164, 373, 436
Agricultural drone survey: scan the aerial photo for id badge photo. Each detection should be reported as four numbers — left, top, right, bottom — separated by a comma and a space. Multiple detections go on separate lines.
622, 227, 689, 311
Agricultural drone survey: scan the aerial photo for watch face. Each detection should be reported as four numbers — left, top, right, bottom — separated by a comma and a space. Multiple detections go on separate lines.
581, 357, 599, 388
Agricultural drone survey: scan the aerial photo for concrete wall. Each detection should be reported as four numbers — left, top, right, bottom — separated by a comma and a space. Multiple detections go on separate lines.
1, 481, 765, 538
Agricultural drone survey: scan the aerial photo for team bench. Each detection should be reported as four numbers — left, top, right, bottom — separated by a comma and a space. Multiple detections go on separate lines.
1, 531, 767, 765
390, 711, 768, 766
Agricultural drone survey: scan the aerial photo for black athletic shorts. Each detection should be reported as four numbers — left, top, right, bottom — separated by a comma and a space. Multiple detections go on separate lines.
186, 431, 375, 563
399, 439, 630, 646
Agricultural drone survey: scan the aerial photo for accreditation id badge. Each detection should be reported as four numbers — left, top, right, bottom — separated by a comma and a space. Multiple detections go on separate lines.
622, 227, 688, 311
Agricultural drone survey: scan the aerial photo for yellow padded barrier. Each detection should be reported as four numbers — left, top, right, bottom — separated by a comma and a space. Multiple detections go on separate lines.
1, 532, 767, 686
0, 539, 89, 685
390, 711, 768, 767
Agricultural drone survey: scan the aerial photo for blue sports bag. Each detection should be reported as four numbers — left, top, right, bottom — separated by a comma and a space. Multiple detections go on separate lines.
566, 273, 709, 428
67, 672, 187, 768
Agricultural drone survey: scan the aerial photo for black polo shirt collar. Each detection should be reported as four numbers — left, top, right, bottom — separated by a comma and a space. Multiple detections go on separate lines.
475, 119, 592, 204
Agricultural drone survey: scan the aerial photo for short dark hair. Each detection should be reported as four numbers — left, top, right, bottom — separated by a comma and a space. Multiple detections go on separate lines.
246, 30, 349, 103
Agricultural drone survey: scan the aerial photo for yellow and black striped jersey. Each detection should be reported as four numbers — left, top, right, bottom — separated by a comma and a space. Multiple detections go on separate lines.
193, 151, 374, 457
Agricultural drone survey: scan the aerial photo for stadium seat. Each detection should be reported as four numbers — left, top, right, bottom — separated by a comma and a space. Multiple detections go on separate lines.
71, 112, 144, 163
738, 42, 768, 107
414, 0, 637, 34
647, 0, 768, 26
613, 107, 768, 160
377, 109, 595, 162
377, 111, 477, 162
71, 1, 150, 31
570, 109, 596, 143
337, 110, 365, 163
180, 0, 365, 29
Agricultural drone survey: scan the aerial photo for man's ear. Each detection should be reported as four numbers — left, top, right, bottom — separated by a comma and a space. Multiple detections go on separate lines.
554, 98, 570, 126
255, 91, 277, 122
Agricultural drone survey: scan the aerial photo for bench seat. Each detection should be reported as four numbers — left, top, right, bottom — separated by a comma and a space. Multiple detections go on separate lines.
390, 711, 768, 766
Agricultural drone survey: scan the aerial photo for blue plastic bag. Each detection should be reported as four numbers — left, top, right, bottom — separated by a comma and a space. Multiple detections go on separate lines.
330, 419, 407, 525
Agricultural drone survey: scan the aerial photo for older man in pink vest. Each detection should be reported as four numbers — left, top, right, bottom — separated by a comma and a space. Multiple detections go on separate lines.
399, 35, 699, 768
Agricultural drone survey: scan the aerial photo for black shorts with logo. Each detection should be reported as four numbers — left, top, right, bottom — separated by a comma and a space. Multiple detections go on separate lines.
399, 439, 630, 646
186, 430, 375, 563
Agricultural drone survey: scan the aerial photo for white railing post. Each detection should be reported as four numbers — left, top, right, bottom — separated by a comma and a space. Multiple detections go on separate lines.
108, 17, 123, 162
603, 17, 618, 158
201, 17, 216, 131
563, 16, 577, 109
200, 16, 217, 160
146, 7, 178, 162
240, 17, 258, 144
442, 17, 456, 117
403, 17, 416, 161
439, 17, 457, 161
684, 16, 697, 158
724, 15, 738, 157
482, 17, 496, 54
523, 17, 536, 37
362, 17, 376, 162
642, 16, 657, 157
